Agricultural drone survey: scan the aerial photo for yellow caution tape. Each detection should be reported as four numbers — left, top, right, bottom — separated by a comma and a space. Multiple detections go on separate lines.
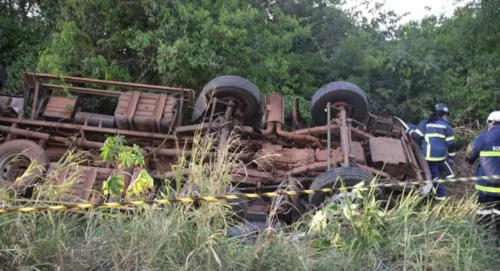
0, 175, 498, 215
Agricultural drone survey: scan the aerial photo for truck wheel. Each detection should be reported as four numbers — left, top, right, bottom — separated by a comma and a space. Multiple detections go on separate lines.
310, 81, 368, 126
0, 140, 49, 194
225, 186, 248, 221
308, 167, 374, 207
191, 75, 261, 126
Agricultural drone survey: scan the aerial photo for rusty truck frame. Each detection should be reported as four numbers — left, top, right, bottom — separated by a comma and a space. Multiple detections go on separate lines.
0, 72, 431, 224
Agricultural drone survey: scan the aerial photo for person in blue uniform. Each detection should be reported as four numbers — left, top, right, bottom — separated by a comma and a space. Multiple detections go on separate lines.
407, 123, 455, 180
465, 111, 500, 233
408, 103, 456, 200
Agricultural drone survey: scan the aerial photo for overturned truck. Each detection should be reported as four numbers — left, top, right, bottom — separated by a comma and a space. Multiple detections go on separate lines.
0, 73, 431, 222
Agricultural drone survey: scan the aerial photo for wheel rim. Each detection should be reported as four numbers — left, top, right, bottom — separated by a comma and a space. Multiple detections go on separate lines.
0, 153, 30, 183
325, 101, 353, 120
209, 96, 247, 120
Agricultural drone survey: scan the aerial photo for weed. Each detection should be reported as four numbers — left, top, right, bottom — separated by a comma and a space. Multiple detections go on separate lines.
0, 132, 497, 270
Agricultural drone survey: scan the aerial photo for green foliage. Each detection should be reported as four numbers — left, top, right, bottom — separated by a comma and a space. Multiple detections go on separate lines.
0, 129, 497, 270
99, 135, 126, 163
305, 186, 499, 270
2, 0, 499, 127
126, 169, 154, 198
100, 135, 152, 197
102, 175, 125, 196
0, 0, 62, 93
0, 183, 497, 270
367, 2, 500, 125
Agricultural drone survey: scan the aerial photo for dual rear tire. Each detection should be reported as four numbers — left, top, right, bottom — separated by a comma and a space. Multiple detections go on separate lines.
191, 76, 262, 126
191, 76, 370, 128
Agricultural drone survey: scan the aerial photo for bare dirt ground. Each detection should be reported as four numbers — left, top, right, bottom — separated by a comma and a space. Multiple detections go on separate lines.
446, 152, 477, 201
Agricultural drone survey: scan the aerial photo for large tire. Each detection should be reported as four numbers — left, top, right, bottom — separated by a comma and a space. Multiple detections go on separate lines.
0, 140, 49, 193
309, 167, 374, 207
310, 81, 368, 126
191, 75, 261, 126
225, 186, 248, 220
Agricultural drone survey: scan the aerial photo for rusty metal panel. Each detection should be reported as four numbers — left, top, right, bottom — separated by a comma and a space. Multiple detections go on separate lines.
265, 93, 284, 123
114, 91, 178, 133
315, 148, 343, 163
369, 137, 408, 165
23, 72, 196, 105
115, 91, 139, 130
365, 112, 393, 135
43, 163, 110, 202
350, 141, 366, 165
75, 112, 116, 128
159, 96, 178, 133
254, 144, 315, 171
130, 92, 160, 132
42, 95, 77, 120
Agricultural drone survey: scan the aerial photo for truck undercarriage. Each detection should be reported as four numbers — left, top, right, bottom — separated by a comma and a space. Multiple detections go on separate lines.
0, 72, 431, 226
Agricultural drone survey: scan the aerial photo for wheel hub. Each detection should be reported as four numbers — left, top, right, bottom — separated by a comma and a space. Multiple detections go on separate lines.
0, 154, 30, 182
324, 102, 353, 119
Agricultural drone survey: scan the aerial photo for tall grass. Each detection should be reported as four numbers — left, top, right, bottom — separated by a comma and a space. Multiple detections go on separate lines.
0, 130, 497, 270
305, 187, 499, 270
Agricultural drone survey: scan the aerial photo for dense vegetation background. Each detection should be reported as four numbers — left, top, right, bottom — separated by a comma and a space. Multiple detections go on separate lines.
1, 0, 499, 125
1, 2, 500, 269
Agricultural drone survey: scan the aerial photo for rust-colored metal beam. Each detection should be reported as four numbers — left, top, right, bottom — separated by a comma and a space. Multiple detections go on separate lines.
338, 106, 350, 167
0, 117, 182, 140
292, 97, 300, 130
155, 166, 275, 181
293, 125, 340, 136
0, 124, 193, 158
0, 117, 264, 148
24, 72, 196, 105
0, 124, 51, 140
217, 102, 234, 165
292, 123, 373, 140
42, 83, 123, 97
286, 162, 328, 175
175, 122, 223, 133
175, 122, 255, 135
30, 82, 40, 120
327, 102, 331, 170
260, 122, 275, 136
275, 123, 323, 149
400, 129, 423, 181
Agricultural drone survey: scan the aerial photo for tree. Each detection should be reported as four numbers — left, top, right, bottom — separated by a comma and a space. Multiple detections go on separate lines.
0, 0, 62, 92
2, 0, 498, 128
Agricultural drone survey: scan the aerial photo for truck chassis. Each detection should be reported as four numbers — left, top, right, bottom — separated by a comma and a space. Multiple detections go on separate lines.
0, 73, 431, 225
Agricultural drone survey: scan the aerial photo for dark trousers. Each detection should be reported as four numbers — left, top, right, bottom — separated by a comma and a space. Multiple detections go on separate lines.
427, 161, 446, 197
477, 193, 500, 233
439, 161, 454, 178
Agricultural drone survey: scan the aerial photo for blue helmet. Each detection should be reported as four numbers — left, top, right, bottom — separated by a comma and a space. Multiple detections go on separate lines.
435, 103, 450, 116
